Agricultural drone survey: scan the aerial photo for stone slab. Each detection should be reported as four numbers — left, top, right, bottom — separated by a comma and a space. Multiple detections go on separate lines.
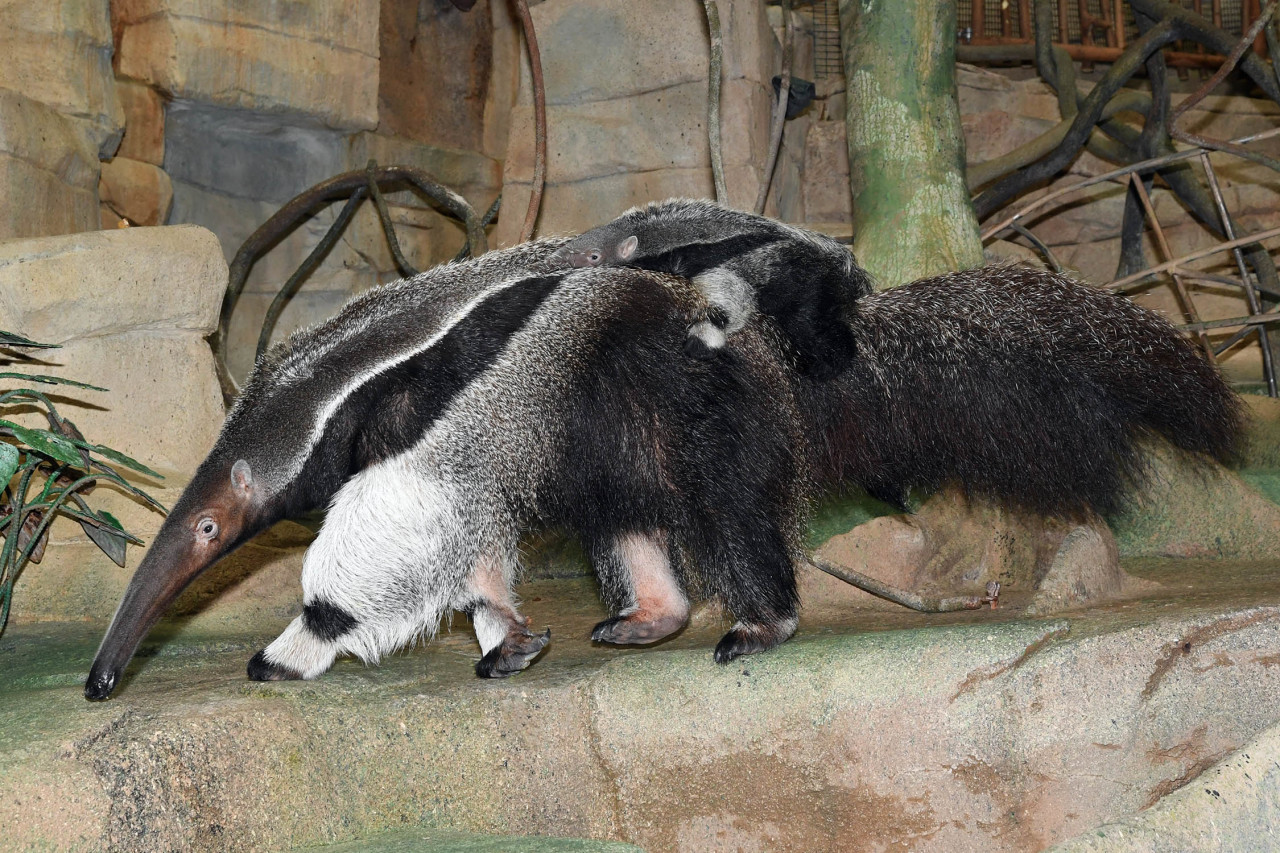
0, 0, 122, 152
506, 82, 714, 184
0, 155, 99, 240
114, 80, 166, 166
1048, 723, 1280, 853
803, 120, 852, 223
116, 6, 379, 130
377, 0, 494, 153
112, 0, 379, 55
523, 0, 772, 109
164, 101, 349, 203
1112, 446, 1280, 560
1, 331, 224, 474
5, 581, 1280, 851
0, 88, 99, 192
0, 224, 225, 339
99, 156, 174, 226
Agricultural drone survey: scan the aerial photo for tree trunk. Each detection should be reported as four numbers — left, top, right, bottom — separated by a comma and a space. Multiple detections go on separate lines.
839, 0, 983, 288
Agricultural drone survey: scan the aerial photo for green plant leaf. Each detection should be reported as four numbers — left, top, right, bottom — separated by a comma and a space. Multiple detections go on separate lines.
0, 420, 82, 467
98, 510, 124, 531
73, 441, 162, 479
0, 443, 17, 485
0, 373, 107, 391
0, 331, 58, 349
80, 518, 127, 567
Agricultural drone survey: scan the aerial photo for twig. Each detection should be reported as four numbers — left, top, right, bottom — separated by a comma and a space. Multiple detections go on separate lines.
1006, 221, 1064, 273
1168, 2, 1280, 174
512, 0, 547, 242
452, 194, 502, 263
257, 189, 367, 360
1199, 151, 1277, 395
973, 17, 1182, 220
1178, 312, 1280, 333
755, 0, 792, 214
808, 557, 1000, 613
979, 127, 1280, 240
702, 0, 727, 204
365, 159, 418, 278
1128, 173, 1215, 360
1128, 0, 1280, 102
215, 164, 484, 402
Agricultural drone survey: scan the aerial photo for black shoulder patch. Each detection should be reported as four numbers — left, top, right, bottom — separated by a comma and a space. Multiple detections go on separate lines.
283, 274, 566, 514
302, 599, 359, 642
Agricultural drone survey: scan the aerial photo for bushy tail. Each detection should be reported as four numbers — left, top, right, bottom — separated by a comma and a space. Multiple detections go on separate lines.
804, 265, 1245, 517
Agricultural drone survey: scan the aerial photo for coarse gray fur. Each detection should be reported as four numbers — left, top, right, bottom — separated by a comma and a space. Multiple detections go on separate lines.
222, 237, 570, 498
254, 268, 802, 679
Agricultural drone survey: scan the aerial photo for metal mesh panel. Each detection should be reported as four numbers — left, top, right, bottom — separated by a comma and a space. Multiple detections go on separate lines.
813, 0, 843, 79
956, 0, 1252, 44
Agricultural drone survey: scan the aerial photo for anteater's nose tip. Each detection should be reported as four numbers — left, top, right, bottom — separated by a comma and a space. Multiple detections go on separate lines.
84, 666, 117, 701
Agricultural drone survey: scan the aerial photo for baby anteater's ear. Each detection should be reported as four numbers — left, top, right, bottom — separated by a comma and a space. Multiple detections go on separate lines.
617, 235, 638, 262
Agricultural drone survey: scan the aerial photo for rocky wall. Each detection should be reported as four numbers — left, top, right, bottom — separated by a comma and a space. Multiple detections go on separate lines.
495, 0, 781, 245
0, 0, 121, 239
0, 225, 227, 622
102, 0, 510, 383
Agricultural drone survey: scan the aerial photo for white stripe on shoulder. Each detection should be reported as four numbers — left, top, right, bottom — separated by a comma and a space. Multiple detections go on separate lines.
277, 275, 552, 486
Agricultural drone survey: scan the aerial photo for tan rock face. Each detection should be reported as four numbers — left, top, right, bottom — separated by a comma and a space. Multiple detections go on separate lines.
803, 120, 852, 223
115, 80, 166, 165
0, 90, 102, 239
0, 0, 122, 154
378, 0, 494, 151
115, 0, 381, 130
99, 157, 174, 225
0, 224, 223, 340
497, 0, 777, 245
0, 226, 227, 621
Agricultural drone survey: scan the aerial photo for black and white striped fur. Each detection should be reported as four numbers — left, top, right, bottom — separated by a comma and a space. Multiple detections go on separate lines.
546, 198, 871, 379
250, 264, 808, 679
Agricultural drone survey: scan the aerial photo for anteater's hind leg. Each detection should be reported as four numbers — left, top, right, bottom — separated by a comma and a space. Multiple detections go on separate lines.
459, 554, 549, 678
694, 518, 799, 665
589, 530, 690, 645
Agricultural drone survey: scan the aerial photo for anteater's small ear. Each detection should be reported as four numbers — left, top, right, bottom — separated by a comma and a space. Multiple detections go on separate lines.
618, 235, 639, 262
231, 459, 254, 494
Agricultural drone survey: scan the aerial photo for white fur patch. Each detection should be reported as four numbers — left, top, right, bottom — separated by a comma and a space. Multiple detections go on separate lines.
261, 616, 339, 680
277, 455, 470, 674
689, 321, 727, 350
692, 267, 754, 335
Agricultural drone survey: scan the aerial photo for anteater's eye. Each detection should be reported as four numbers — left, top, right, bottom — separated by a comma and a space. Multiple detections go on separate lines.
588, 250, 603, 264
196, 518, 219, 540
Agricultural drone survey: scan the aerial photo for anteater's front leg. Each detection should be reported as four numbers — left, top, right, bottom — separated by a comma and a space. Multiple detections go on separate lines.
462, 554, 549, 678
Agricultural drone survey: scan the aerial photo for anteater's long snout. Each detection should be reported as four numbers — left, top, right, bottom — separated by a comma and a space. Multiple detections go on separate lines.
84, 524, 208, 700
